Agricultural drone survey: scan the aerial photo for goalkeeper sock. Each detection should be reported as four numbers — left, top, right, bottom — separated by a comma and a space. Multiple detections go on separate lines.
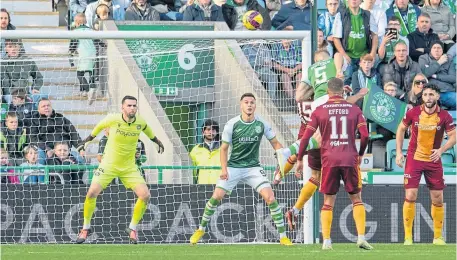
321, 204, 333, 240
352, 202, 366, 237
403, 199, 416, 240
294, 177, 319, 210
287, 142, 299, 156
269, 200, 286, 237
83, 196, 97, 229
129, 198, 148, 231
283, 155, 297, 175
431, 203, 444, 239
199, 197, 220, 231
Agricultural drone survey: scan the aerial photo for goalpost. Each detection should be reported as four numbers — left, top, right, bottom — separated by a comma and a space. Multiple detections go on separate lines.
0, 28, 314, 244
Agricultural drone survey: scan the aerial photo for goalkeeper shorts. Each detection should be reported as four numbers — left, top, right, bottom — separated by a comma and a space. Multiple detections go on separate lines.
216, 167, 270, 195
92, 165, 146, 190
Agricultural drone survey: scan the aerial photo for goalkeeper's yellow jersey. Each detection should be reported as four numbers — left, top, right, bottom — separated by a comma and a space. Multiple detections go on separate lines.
91, 113, 155, 169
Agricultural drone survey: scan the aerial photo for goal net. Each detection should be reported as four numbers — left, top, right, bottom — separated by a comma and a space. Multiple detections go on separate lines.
0, 28, 314, 244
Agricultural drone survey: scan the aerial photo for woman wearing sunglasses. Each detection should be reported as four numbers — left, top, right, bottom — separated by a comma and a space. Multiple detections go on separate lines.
400, 73, 428, 108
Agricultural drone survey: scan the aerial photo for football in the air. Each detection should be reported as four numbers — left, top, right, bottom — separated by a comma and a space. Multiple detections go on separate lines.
242, 10, 263, 30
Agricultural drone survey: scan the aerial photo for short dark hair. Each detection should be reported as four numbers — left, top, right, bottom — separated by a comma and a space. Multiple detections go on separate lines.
4, 39, 21, 46
423, 83, 440, 94
122, 95, 137, 104
388, 16, 401, 23
419, 13, 431, 20
6, 112, 17, 119
202, 119, 219, 133
240, 93, 256, 101
327, 78, 344, 93
38, 97, 51, 106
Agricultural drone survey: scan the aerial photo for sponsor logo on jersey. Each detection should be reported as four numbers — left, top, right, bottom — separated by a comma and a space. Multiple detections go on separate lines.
414, 122, 441, 131
330, 140, 348, 147
369, 92, 396, 124
255, 125, 262, 134
239, 136, 259, 143
130, 40, 159, 73
116, 129, 140, 137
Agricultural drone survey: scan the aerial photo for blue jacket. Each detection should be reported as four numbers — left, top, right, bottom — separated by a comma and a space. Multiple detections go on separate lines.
183, 4, 224, 22
271, 2, 311, 30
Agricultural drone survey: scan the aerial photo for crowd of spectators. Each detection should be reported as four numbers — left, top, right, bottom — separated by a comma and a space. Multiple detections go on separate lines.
0, 0, 456, 184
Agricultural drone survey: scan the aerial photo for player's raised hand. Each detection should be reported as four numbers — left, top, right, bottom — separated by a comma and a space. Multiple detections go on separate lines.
220, 170, 228, 180
396, 153, 405, 168
430, 148, 443, 163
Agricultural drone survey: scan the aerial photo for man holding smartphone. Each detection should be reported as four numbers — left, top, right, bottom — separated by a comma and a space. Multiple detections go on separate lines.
378, 16, 410, 69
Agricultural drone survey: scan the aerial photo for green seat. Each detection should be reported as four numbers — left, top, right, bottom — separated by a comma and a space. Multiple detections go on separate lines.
368, 122, 384, 153
386, 139, 408, 171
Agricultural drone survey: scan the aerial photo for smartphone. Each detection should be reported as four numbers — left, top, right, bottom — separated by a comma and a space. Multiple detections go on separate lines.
385, 28, 398, 40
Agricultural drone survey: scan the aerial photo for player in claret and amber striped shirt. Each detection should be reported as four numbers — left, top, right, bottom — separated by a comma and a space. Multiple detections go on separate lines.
295, 78, 372, 250
396, 84, 456, 246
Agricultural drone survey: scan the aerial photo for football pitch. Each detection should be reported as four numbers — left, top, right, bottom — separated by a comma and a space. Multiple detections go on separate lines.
2, 244, 456, 260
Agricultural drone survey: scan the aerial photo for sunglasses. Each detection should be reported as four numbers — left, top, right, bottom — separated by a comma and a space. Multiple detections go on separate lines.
414, 80, 427, 85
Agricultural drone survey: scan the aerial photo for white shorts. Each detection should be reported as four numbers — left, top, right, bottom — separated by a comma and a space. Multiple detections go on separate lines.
216, 167, 271, 194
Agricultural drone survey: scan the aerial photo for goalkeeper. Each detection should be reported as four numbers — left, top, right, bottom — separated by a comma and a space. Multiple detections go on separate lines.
75, 95, 164, 244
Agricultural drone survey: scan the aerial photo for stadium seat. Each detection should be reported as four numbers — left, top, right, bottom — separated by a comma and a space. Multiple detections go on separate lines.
385, 139, 408, 171
368, 122, 384, 153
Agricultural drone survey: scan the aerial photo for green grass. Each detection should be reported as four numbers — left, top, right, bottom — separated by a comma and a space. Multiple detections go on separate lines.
2, 244, 456, 260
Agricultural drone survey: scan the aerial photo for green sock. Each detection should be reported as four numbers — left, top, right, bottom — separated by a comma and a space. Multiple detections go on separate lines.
83, 197, 97, 229
269, 200, 286, 235
199, 197, 220, 230
288, 138, 319, 156
288, 141, 299, 155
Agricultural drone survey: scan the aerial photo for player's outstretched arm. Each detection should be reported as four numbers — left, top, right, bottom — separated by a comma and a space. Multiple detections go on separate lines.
268, 137, 283, 150
76, 135, 96, 152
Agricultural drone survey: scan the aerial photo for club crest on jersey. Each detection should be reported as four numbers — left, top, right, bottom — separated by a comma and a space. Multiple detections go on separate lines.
369, 92, 396, 124
255, 125, 262, 134
137, 125, 141, 130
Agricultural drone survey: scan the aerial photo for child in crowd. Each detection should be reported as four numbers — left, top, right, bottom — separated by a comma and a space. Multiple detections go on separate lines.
69, 13, 97, 100
0, 148, 19, 183
0, 112, 28, 165
46, 142, 82, 184
351, 54, 382, 108
383, 81, 397, 97
93, 4, 110, 31
21, 145, 45, 184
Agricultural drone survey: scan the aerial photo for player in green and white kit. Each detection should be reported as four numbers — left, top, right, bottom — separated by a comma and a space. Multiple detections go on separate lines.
189, 93, 293, 246
275, 50, 344, 179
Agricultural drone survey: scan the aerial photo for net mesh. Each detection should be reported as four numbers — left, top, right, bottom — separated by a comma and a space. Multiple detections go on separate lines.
0, 36, 307, 243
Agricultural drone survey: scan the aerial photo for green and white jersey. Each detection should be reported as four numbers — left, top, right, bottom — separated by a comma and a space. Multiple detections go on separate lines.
222, 115, 275, 168
304, 58, 337, 99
